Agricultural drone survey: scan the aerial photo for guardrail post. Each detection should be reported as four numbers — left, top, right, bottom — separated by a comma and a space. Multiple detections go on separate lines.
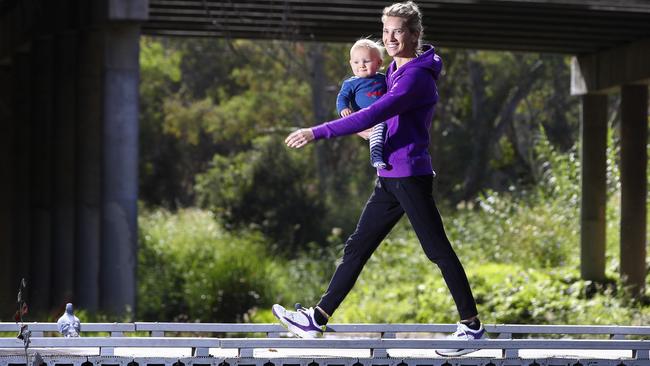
371, 348, 388, 358
372, 332, 395, 358
503, 348, 519, 358
497, 333, 512, 339
239, 348, 255, 357
634, 349, 649, 359
152, 331, 164, 337
100, 346, 114, 356
193, 347, 210, 357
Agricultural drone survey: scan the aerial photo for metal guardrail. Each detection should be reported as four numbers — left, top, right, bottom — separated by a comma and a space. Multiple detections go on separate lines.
0, 322, 649, 365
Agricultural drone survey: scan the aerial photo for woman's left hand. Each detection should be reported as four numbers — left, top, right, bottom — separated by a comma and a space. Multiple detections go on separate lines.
285, 128, 315, 148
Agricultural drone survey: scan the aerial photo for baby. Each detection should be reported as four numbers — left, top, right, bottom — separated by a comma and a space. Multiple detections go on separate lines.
336, 39, 388, 169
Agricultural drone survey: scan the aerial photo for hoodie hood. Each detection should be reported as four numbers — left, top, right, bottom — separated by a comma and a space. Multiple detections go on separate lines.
386, 44, 442, 82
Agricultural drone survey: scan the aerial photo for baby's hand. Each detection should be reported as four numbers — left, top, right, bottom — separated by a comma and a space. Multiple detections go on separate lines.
340, 108, 353, 117
357, 128, 372, 140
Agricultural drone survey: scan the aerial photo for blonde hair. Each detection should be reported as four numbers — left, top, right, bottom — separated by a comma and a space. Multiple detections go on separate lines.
350, 38, 384, 61
382, 1, 424, 52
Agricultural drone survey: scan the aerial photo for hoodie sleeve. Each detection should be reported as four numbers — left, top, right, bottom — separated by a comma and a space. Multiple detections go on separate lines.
335, 79, 354, 115
312, 68, 437, 139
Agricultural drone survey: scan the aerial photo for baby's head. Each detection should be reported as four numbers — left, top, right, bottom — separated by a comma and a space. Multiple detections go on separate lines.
349, 39, 383, 78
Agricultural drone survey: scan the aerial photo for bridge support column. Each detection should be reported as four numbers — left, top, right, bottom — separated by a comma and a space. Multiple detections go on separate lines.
0, 63, 16, 315
620, 84, 648, 297
580, 94, 608, 282
52, 31, 78, 307
75, 27, 103, 313
100, 23, 140, 316
30, 37, 54, 312
14, 50, 33, 307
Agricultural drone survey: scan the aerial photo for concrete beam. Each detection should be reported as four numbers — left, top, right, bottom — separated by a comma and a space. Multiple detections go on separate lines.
571, 38, 650, 95
579, 94, 608, 282
619, 85, 648, 297
108, 0, 149, 21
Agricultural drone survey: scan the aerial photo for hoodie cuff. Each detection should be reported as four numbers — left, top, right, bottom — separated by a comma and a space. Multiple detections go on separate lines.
311, 125, 330, 140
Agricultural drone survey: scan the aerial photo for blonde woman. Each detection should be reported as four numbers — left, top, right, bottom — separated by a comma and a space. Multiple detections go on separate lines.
274, 1, 486, 357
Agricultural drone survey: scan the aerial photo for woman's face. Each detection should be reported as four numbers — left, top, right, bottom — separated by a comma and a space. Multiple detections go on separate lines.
382, 16, 417, 58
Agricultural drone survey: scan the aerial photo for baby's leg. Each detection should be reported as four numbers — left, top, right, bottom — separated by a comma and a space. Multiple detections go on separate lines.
369, 122, 387, 169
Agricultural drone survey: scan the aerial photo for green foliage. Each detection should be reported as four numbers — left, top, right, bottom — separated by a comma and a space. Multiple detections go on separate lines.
137, 208, 287, 322
194, 136, 327, 252
443, 132, 580, 268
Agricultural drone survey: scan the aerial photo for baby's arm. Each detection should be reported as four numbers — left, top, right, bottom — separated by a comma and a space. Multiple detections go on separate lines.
336, 79, 354, 117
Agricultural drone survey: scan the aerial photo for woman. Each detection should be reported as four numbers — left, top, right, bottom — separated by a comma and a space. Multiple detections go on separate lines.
273, 1, 486, 357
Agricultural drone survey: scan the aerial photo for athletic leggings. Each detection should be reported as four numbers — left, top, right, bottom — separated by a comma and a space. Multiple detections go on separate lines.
317, 174, 478, 320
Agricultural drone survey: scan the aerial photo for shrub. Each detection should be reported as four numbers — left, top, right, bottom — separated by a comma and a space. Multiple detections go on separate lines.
138, 208, 287, 322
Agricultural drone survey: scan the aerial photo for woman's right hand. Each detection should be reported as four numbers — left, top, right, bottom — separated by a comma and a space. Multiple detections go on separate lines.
285, 128, 315, 148
340, 108, 353, 117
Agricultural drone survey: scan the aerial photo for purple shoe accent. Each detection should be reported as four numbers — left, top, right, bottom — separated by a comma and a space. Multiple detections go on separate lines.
456, 327, 485, 339
472, 328, 485, 339
283, 310, 322, 333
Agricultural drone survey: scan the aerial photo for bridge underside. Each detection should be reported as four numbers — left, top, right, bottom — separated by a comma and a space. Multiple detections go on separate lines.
144, 0, 650, 54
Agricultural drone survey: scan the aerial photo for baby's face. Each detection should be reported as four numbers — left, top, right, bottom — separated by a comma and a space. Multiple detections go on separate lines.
349, 48, 382, 78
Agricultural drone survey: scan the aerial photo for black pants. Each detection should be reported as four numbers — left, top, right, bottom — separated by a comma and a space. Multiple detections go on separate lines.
317, 174, 478, 320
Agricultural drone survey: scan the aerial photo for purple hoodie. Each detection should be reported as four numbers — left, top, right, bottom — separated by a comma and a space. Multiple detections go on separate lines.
312, 44, 442, 178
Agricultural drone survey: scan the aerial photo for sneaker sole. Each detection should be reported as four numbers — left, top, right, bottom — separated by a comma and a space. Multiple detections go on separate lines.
272, 306, 318, 339
435, 348, 479, 357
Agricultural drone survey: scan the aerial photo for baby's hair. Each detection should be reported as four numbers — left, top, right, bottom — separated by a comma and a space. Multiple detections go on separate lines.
350, 38, 384, 61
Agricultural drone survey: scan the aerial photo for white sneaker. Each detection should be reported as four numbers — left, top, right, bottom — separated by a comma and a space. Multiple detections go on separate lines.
272, 304, 325, 339
435, 321, 488, 357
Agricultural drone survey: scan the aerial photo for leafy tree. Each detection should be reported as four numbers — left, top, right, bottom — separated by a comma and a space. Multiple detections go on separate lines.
431, 49, 580, 203
195, 136, 327, 252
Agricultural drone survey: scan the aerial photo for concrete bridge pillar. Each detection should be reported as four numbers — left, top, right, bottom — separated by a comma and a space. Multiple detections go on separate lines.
100, 22, 142, 316
30, 37, 54, 312
619, 84, 648, 296
14, 50, 33, 308
51, 30, 78, 307
572, 39, 650, 292
75, 27, 103, 313
580, 94, 608, 282
0, 63, 16, 314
